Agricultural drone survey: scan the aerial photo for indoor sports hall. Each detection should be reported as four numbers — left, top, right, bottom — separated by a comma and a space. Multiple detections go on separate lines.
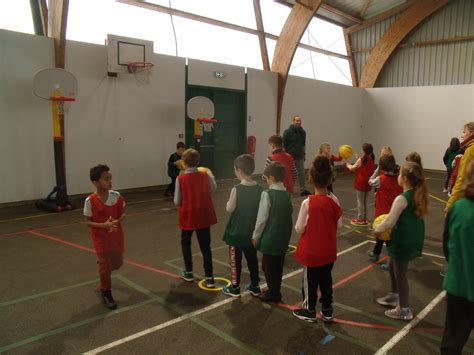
1, 0, 473, 354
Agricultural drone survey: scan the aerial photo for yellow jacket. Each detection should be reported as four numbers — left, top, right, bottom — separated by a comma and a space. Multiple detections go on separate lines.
447, 137, 474, 208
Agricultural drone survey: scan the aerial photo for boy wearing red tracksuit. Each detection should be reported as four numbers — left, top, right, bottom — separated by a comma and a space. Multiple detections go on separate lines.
84, 164, 126, 310
174, 148, 217, 287
264, 135, 298, 193
368, 155, 403, 263
293, 155, 342, 323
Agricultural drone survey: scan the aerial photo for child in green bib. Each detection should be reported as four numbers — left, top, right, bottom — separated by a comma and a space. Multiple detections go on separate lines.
222, 154, 263, 298
374, 161, 428, 320
252, 162, 293, 303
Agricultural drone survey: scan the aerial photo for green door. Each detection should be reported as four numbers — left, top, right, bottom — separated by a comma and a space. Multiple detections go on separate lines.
186, 86, 246, 179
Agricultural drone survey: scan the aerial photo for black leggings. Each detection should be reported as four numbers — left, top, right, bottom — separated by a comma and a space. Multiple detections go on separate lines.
181, 227, 213, 277
389, 259, 409, 307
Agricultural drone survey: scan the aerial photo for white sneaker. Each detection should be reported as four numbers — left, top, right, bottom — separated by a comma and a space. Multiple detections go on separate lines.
376, 293, 399, 307
443, 188, 448, 193
385, 306, 414, 320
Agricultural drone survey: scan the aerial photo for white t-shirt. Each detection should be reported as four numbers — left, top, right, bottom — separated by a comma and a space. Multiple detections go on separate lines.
83, 190, 125, 217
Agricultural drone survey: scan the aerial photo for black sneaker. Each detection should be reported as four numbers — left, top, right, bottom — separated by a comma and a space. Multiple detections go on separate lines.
320, 307, 334, 322
293, 308, 317, 322
180, 270, 194, 282
259, 291, 281, 303
101, 290, 117, 310
203, 277, 215, 288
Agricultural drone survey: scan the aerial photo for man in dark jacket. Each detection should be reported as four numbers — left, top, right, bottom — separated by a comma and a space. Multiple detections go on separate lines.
283, 115, 310, 196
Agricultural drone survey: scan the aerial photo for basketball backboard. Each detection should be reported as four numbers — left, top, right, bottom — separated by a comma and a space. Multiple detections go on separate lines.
107, 34, 154, 75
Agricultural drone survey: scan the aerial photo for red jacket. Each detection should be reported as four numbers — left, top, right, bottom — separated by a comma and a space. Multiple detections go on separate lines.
355, 158, 375, 192
295, 195, 342, 267
178, 172, 217, 230
89, 193, 125, 253
271, 151, 295, 193
375, 174, 402, 217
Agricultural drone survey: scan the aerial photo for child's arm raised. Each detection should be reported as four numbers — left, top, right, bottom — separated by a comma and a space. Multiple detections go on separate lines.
346, 157, 361, 172
374, 195, 408, 234
252, 191, 271, 246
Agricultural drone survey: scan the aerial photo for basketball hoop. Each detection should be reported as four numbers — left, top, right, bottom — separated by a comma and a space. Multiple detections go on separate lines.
50, 96, 75, 115
198, 118, 217, 133
127, 62, 154, 85
127, 62, 154, 73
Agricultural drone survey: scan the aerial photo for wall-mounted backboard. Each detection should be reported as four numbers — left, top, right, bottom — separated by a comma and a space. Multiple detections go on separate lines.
107, 34, 154, 75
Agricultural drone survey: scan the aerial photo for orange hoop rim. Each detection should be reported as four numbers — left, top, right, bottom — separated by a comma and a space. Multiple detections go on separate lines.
127, 61, 154, 73
49, 96, 76, 101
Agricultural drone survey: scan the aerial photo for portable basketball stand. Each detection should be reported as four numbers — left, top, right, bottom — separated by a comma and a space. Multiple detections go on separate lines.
33, 68, 78, 212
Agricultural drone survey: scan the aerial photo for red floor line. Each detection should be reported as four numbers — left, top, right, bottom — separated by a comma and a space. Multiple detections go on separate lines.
27, 230, 180, 280
333, 256, 389, 289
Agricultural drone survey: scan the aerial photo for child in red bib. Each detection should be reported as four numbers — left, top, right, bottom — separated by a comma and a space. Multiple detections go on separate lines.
346, 143, 375, 226
264, 135, 298, 194
293, 155, 342, 323
84, 164, 126, 310
368, 154, 402, 264
174, 149, 217, 287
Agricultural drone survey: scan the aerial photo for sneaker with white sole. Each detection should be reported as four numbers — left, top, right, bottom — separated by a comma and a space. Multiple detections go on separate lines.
376, 293, 399, 307
245, 283, 261, 297
293, 308, 317, 322
203, 277, 215, 288
385, 306, 414, 320
180, 271, 194, 282
222, 284, 240, 297
320, 307, 334, 322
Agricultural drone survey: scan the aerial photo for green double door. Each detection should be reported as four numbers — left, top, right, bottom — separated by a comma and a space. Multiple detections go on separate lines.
186, 86, 246, 179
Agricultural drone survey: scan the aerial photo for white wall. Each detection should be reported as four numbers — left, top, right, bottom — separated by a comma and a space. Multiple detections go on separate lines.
188, 59, 245, 91
282, 76, 366, 166
0, 30, 56, 203
363, 85, 474, 170
247, 68, 278, 174
65, 41, 185, 195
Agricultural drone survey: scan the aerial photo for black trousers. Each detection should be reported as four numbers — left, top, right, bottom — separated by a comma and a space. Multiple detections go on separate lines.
262, 254, 285, 298
181, 227, 213, 277
373, 238, 389, 255
229, 246, 260, 287
165, 176, 177, 195
301, 263, 334, 311
440, 293, 474, 355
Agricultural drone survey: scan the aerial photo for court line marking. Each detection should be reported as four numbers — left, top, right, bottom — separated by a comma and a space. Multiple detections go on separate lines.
374, 291, 447, 355
28, 230, 180, 280
0, 278, 102, 307
429, 194, 448, 204
82, 240, 371, 354
366, 240, 445, 260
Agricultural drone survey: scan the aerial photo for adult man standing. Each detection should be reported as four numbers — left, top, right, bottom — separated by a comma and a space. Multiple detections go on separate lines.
283, 115, 311, 196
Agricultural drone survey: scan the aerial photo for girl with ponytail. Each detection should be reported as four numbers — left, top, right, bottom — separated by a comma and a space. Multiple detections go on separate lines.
373, 161, 428, 320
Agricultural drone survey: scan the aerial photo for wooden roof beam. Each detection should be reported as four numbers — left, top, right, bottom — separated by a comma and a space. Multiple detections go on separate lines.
319, 3, 363, 24
359, 0, 371, 18
253, 0, 270, 71
271, 0, 323, 133
359, 0, 449, 88
48, 0, 69, 69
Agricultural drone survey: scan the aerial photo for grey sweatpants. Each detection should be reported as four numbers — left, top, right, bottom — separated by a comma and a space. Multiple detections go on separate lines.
389, 259, 410, 308
356, 190, 369, 220
294, 158, 306, 192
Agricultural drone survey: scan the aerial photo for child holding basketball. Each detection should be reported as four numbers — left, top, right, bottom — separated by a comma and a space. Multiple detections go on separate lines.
292, 155, 342, 323
264, 135, 298, 194
319, 143, 343, 193
253, 162, 293, 302
164, 142, 186, 197
346, 143, 375, 226
84, 164, 126, 310
374, 161, 428, 320
174, 148, 217, 287
367, 154, 402, 263
222, 154, 263, 297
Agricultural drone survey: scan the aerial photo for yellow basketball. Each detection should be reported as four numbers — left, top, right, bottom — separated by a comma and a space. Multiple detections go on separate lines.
338, 145, 354, 159
373, 214, 391, 241
176, 159, 185, 170
197, 166, 209, 173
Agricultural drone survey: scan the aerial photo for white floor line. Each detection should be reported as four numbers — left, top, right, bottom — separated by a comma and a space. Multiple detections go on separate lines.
366, 240, 445, 260
83, 240, 370, 354
374, 290, 446, 355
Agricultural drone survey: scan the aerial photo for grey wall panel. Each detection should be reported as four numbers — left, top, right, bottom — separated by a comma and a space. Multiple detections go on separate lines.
351, 0, 473, 87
